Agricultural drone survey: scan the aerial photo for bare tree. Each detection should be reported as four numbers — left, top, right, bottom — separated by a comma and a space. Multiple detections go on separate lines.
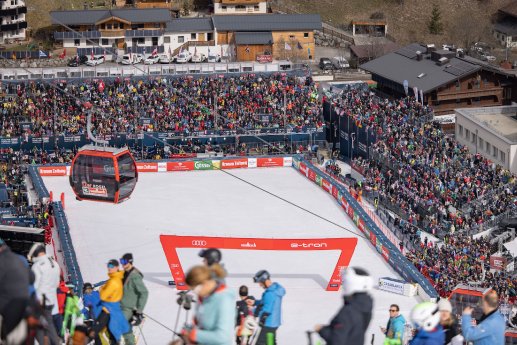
449, 6, 494, 51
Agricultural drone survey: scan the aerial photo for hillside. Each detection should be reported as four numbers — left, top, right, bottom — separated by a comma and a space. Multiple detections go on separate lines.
273, 0, 514, 49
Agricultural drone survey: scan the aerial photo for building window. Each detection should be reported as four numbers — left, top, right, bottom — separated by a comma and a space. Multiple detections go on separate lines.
90, 39, 99, 46
493, 146, 498, 158
472, 133, 476, 144
178, 36, 184, 43
254, 5, 259, 10
113, 23, 119, 29
106, 24, 112, 30
465, 129, 470, 141
458, 125, 463, 137
486, 142, 491, 153
221, 5, 227, 11
101, 39, 109, 46
120, 23, 124, 29
289, 35, 295, 40
101, 24, 106, 29
479, 137, 484, 149
236, 5, 245, 11
191, 33, 196, 40
74, 39, 80, 46
456, 80, 460, 90
164, 36, 170, 43
304, 32, 309, 38
501, 151, 506, 164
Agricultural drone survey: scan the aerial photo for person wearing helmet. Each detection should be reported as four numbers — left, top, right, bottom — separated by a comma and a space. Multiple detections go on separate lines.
253, 270, 286, 345
409, 302, 445, 345
461, 290, 505, 345
199, 248, 222, 266
314, 267, 373, 345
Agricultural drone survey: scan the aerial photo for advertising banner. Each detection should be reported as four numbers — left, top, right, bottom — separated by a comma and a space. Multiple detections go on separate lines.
160, 235, 358, 291
370, 232, 377, 247
308, 169, 317, 182
347, 206, 354, 219
381, 246, 390, 261
167, 161, 195, 172
378, 277, 406, 295
357, 218, 365, 234
283, 157, 293, 167
194, 160, 217, 170
158, 162, 167, 172
332, 185, 339, 199
299, 163, 309, 177
257, 157, 283, 168
221, 158, 248, 169
136, 162, 158, 172
321, 179, 332, 194
248, 158, 257, 168
341, 196, 349, 213
490, 256, 507, 271
315, 175, 322, 186
38, 166, 68, 176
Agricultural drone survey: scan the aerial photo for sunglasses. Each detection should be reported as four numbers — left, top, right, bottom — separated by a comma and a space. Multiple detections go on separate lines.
389, 309, 398, 312
107, 263, 117, 269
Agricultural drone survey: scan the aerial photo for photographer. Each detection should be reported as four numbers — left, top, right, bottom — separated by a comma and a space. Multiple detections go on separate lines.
174, 264, 235, 345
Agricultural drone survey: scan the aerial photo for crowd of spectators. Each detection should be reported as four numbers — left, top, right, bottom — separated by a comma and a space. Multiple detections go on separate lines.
336, 89, 517, 236
0, 74, 321, 138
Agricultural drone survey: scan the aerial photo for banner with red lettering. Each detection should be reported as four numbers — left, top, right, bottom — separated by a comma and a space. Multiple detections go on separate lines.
257, 157, 284, 167
321, 178, 332, 194
160, 235, 358, 291
490, 255, 507, 271
167, 161, 195, 172
332, 185, 339, 200
308, 169, 316, 182
299, 162, 309, 177
221, 158, 248, 169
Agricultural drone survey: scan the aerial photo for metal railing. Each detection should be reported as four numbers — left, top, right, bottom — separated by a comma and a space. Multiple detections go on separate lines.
54, 31, 101, 39
125, 29, 164, 38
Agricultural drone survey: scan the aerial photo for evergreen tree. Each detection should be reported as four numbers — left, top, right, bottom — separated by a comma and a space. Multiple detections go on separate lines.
428, 5, 443, 35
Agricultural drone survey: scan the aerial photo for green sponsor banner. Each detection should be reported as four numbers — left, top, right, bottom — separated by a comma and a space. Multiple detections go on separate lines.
315, 175, 322, 186
353, 213, 359, 226
194, 160, 215, 170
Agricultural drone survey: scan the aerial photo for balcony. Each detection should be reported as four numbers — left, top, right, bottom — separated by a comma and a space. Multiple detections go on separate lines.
0, 6, 26, 16
99, 29, 125, 38
53, 31, 101, 40
437, 87, 503, 101
0, 20, 26, 31
125, 29, 163, 38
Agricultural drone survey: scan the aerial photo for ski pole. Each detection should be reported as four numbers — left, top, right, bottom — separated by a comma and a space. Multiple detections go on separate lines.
138, 325, 148, 345
306, 330, 313, 345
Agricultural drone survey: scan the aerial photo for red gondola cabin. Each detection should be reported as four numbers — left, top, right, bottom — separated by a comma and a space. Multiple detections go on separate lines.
69, 146, 138, 203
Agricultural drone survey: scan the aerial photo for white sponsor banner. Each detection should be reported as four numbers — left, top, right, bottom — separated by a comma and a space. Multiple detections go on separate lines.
66, 166, 71, 176
157, 162, 167, 172
283, 156, 293, 167
378, 277, 405, 295
248, 158, 257, 168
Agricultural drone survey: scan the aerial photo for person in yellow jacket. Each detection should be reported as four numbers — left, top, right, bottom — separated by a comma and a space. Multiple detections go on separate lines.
92, 259, 130, 345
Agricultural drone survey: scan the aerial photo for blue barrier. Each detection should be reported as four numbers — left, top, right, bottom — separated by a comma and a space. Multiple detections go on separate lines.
292, 156, 438, 299
53, 202, 83, 294
28, 165, 50, 199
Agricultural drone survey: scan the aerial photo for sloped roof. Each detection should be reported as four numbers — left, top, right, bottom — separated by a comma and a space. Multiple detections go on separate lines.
500, 1, 517, 18
234, 31, 273, 45
360, 43, 482, 93
50, 8, 172, 25
212, 14, 321, 31
165, 18, 213, 32
350, 42, 399, 59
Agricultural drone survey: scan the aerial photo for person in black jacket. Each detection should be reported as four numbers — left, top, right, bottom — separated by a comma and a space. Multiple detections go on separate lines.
235, 285, 255, 345
314, 267, 373, 345
0, 238, 31, 344
438, 298, 463, 345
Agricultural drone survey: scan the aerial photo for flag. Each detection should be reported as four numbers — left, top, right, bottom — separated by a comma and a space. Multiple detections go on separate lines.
413, 86, 419, 102
38, 50, 47, 58
297, 42, 302, 50
129, 47, 132, 60
152, 47, 158, 56
168, 46, 172, 58
91, 49, 94, 61
59, 49, 66, 59
285, 42, 291, 50
420, 89, 424, 104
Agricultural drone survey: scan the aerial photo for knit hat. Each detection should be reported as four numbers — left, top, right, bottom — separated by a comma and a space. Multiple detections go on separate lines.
438, 298, 452, 313
121, 253, 133, 265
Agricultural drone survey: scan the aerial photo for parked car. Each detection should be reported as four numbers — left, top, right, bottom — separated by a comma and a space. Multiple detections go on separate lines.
144, 54, 160, 65
67, 55, 88, 67
175, 51, 192, 63
207, 53, 221, 63
332, 56, 349, 69
191, 53, 207, 63
157, 54, 171, 64
120, 53, 144, 65
85, 55, 105, 66
319, 57, 334, 71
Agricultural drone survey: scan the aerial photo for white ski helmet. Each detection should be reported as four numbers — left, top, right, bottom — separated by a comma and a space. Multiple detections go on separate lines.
341, 267, 373, 296
410, 302, 440, 332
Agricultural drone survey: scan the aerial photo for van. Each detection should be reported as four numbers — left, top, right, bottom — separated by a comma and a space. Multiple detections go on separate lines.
332, 56, 349, 69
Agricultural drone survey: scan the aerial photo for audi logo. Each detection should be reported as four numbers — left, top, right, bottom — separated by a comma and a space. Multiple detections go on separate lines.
192, 240, 207, 246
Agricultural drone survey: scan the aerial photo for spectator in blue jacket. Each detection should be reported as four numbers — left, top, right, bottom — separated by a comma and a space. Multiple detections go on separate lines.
253, 270, 286, 345
81, 282, 101, 321
381, 304, 406, 343
462, 290, 505, 345
409, 302, 444, 345
178, 263, 235, 345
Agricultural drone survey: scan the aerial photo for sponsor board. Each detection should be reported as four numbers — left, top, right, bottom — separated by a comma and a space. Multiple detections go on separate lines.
376, 240, 383, 255
240, 242, 257, 248
81, 182, 108, 197
257, 157, 283, 167
341, 197, 349, 213
248, 158, 257, 168
299, 163, 309, 177
194, 160, 216, 170
136, 162, 158, 172
315, 175, 322, 186
158, 162, 167, 172
378, 277, 405, 295
290, 242, 328, 249
490, 256, 507, 271
292, 158, 300, 169
381, 246, 390, 261
308, 169, 317, 182
332, 185, 338, 199
347, 206, 354, 219
357, 218, 365, 234
167, 161, 195, 171
38, 166, 68, 176
370, 232, 376, 246
283, 156, 293, 167
221, 158, 248, 169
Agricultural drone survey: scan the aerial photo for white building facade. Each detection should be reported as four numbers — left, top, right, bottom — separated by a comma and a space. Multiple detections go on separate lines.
455, 106, 517, 174
213, 0, 267, 15
0, 0, 27, 44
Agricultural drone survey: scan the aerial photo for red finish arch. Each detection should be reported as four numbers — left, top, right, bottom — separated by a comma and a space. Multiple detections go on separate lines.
160, 235, 358, 291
